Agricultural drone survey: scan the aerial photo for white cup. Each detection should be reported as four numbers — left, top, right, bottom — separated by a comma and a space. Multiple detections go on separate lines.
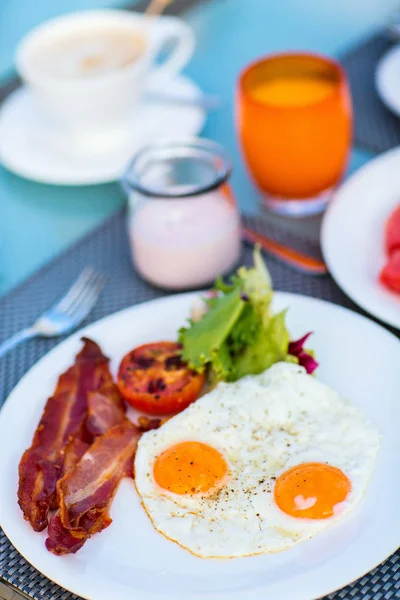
16, 10, 195, 151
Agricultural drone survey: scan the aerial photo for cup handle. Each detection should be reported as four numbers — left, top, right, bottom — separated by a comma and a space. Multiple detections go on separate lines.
146, 19, 195, 84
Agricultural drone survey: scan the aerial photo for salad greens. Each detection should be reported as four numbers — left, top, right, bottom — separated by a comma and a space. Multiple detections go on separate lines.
179, 248, 317, 383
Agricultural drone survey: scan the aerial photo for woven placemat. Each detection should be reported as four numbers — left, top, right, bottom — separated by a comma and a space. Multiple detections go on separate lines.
341, 34, 400, 153
0, 209, 399, 600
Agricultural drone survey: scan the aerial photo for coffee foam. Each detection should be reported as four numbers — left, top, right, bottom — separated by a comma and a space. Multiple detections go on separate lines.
30, 27, 146, 79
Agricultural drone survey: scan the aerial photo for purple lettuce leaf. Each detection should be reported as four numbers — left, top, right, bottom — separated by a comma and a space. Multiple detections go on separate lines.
288, 333, 318, 375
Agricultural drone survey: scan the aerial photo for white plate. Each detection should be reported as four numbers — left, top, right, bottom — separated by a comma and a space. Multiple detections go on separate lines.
0, 292, 399, 600
322, 147, 400, 329
376, 44, 400, 118
0, 76, 205, 186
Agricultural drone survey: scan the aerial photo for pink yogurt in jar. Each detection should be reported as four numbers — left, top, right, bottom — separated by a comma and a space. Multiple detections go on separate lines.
122, 138, 241, 290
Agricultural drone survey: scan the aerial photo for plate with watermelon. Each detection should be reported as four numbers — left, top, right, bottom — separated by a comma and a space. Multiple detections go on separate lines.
322, 147, 400, 330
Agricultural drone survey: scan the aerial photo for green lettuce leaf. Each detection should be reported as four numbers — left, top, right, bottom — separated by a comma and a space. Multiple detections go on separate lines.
233, 310, 289, 380
228, 303, 260, 354
179, 247, 294, 383
179, 288, 245, 372
210, 340, 234, 381
237, 250, 273, 326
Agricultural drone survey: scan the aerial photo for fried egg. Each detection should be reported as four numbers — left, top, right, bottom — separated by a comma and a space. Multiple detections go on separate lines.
134, 363, 379, 558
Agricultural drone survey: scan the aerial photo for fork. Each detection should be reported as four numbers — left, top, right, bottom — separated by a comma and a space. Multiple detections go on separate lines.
0, 268, 107, 359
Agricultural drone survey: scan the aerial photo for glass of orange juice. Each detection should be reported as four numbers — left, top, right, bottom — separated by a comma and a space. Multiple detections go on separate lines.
236, 53, 352, 216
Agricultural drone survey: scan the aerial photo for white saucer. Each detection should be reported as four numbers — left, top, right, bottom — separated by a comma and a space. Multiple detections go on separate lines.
375, 44, 400, 118
0, 76, 206, 186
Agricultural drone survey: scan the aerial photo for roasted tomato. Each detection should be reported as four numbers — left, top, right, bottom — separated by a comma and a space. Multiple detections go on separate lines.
386, 204, 400, 254
380, 249, 400, 293
117, 342, 205, 415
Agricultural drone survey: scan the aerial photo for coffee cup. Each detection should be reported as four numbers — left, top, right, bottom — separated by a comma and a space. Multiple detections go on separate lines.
16, 10, 195, 152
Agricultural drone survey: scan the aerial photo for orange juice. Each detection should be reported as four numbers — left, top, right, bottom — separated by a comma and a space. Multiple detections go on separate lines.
237, 54, 352, 213
250, 76, 336, 106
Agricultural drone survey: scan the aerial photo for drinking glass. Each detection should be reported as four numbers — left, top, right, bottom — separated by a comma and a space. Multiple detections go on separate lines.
236, 53, 352, 216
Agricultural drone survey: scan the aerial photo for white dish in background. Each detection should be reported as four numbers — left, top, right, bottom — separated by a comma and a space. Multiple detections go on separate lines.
376, 44, 400, 117
322, 146, 400, 329
0, 76, 206, 185
0, 292, 399, 600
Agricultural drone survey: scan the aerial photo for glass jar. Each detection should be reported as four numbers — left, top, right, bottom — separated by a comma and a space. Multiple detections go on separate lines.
121, 138, 241, 290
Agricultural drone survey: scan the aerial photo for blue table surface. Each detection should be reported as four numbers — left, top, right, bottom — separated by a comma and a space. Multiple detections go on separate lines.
0, 0, 398, 297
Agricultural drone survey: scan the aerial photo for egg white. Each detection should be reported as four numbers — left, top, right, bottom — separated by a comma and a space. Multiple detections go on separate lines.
134, 363, 379, 558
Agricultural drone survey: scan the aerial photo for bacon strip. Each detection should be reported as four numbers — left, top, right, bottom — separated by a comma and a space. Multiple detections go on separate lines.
46, 420, 140, 555
85, 389, 126, 438
137, 415, 163, 432
18, 338, 120, 532
61, 438, 90, 478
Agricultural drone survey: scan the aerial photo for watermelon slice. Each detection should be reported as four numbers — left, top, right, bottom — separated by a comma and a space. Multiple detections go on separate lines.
385, 204, 400, 254
380, 249, 400, 293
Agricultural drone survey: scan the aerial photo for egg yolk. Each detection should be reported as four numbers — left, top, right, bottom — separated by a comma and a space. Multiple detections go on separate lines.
274, 462, 351, 519
153, 441, 228, 495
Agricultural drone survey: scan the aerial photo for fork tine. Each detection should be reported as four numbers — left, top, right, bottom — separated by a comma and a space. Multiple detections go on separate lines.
66, 273, 107, 317
67, 275, 107, 325
57, 268, 96, 313
63, 271, 103, 317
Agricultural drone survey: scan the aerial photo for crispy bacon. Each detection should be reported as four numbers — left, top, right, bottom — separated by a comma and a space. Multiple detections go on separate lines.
85, 388, 126, 438
61, 438, 90, 478
137, 415, 172, 432
46, 513, 86, 554
46, 420, 140, 555
137, 415, 163, 432
18, 338, 119, 532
